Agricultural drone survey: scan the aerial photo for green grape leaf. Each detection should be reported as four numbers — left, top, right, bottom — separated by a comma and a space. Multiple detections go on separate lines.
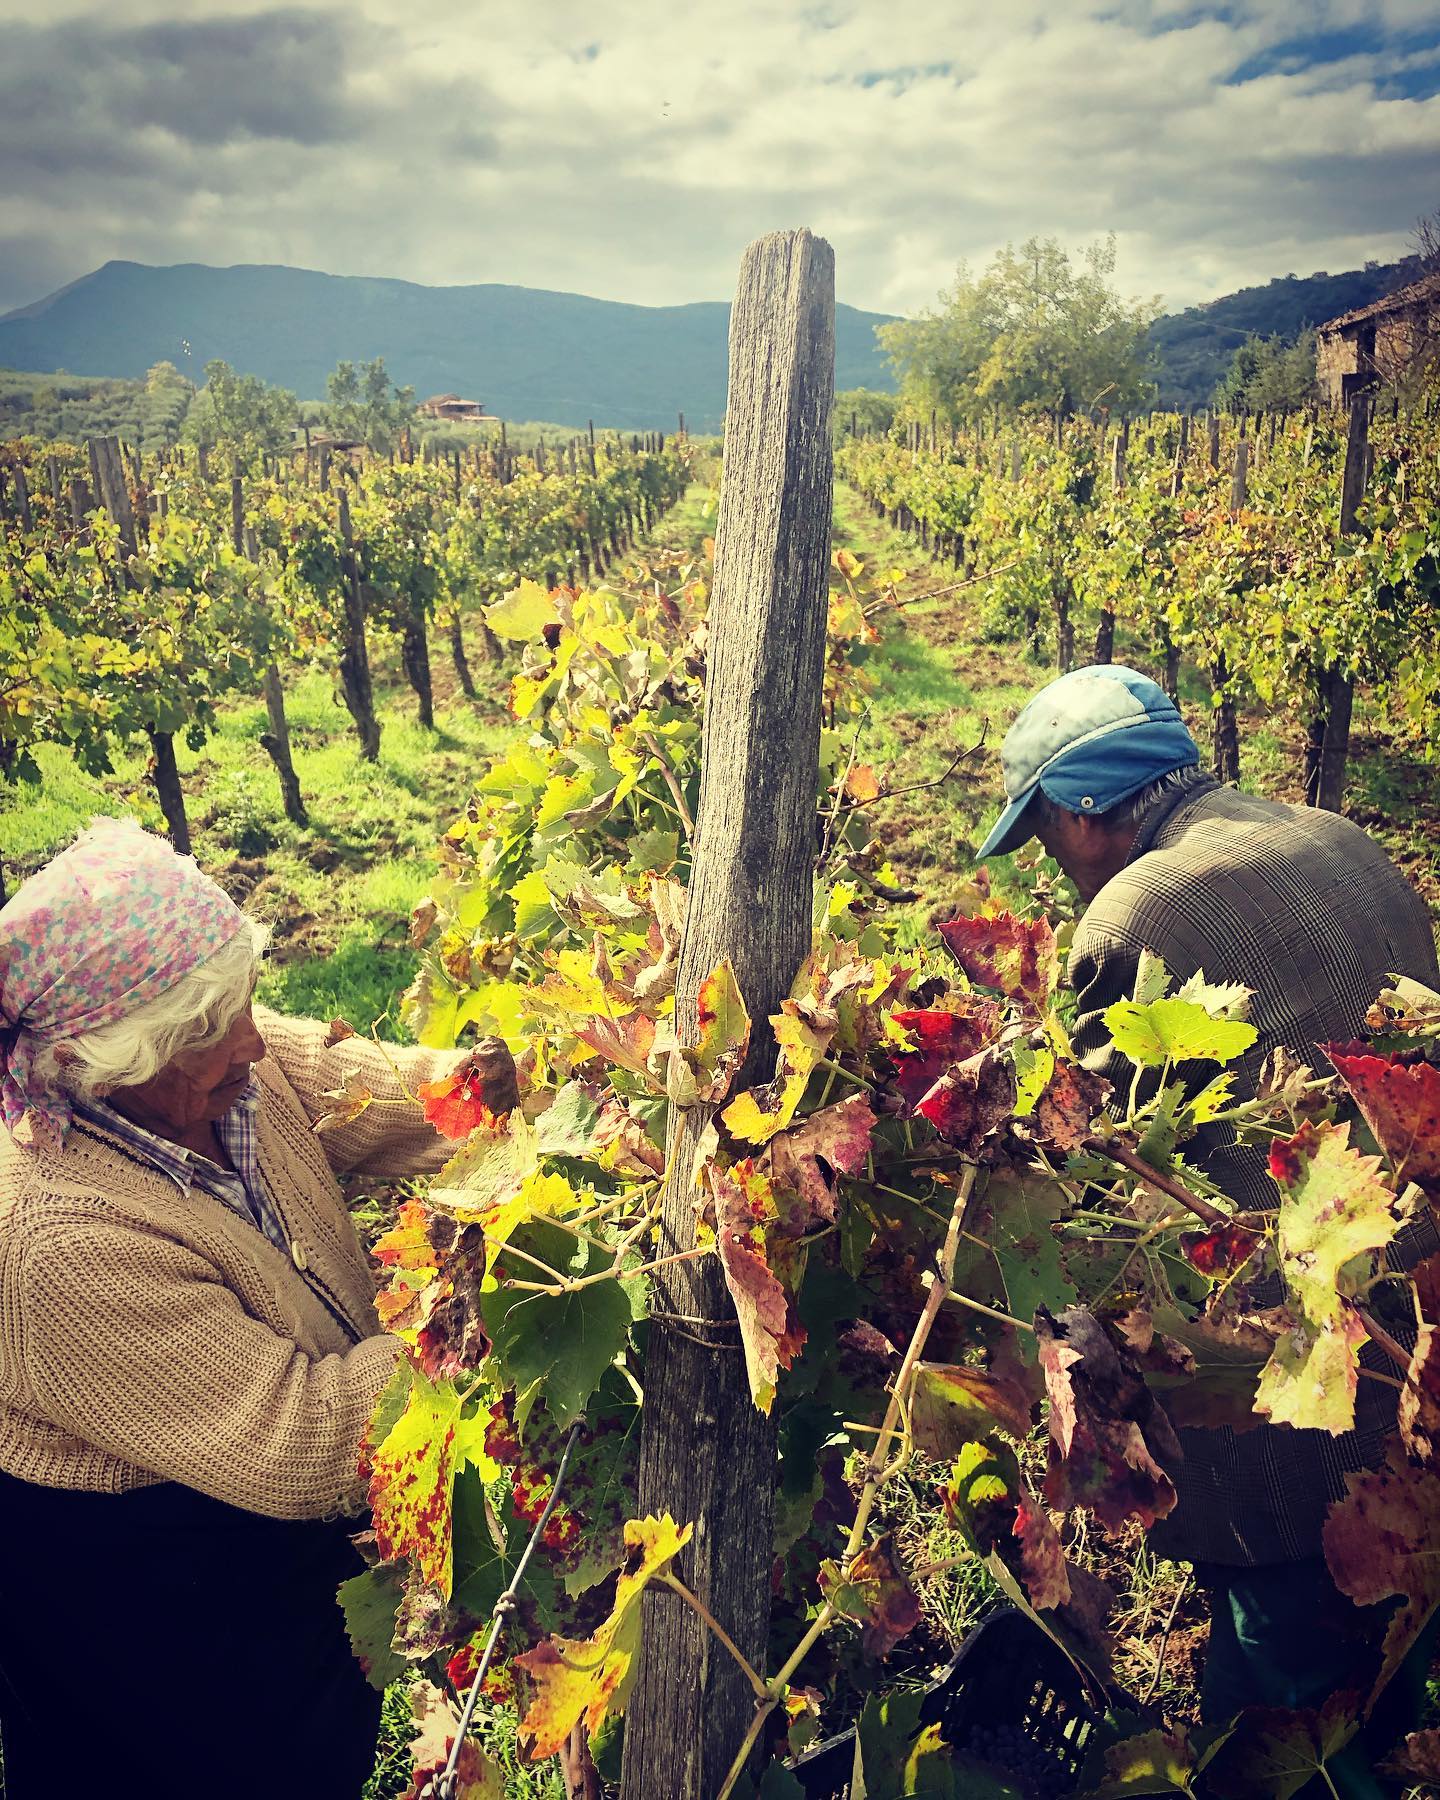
1254, 1120, 1399, 1433
336, 1566, 408, 1692
485, 576, 559, 641
483, 1253, 634, 1431
1103, 996, 1257, 1068
910, 1360, 1035, 1454
983, 1171, 1078, 1329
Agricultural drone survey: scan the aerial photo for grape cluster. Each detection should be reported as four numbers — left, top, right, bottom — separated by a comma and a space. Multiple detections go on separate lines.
960, 1721, 1072, 1798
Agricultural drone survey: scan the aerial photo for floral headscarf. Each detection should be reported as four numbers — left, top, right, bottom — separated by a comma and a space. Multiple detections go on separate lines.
0, 818, 247, 1151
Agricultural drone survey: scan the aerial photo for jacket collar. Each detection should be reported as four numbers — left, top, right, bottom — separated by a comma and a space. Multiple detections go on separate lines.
1125, 775, 1221, 868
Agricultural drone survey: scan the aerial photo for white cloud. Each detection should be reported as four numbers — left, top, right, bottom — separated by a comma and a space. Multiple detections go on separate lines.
0, 0, 1434, 318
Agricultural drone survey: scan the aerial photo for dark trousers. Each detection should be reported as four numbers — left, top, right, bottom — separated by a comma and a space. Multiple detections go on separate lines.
1197, 1558, 1436, 1800
0, 1469, 381, 1800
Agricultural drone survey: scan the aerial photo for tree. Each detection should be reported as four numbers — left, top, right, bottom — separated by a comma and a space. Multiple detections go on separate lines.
325, 357, 416, 451
183, 360, 296, 454
1215, 331, 1318, 412
879, 236, 1159, 421
832, 386, 898, 441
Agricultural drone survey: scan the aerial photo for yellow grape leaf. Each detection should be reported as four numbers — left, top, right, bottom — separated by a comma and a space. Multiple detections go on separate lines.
844, 764, 882, 803
485, 577, 559, 642
312, 1068, 374, 1133
676, 958, 751, 1102
368, 1364, 488, 1597
514, 1514, 693, 1757
721, 1004, 829, 1145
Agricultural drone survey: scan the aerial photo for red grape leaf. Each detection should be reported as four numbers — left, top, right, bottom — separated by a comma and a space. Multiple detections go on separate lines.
419, 1066, 504, 1140
1027, 1058, 1112, 1152
514, 1514, 692, 1758
1323, 1447, 1440, 1706
1036, 1306, 1181, 1532
889, 1002, 1005, 1110
763, 1093, 876, 1226
1383, 1730, 1440, 1783
400, 1682, 504, 1798
938, 910, 1057, 1008
909, 1360, 1035, 1455
710, 1163, 806, 1413
818, 1531, 923, 1658
1400, 1255, 1440, 1462
1013, 1486, 1071, 1612
574, 1010, 657, 1078
1179, 1223, 1260, 1278
368, 1364, 489, 1597
380, 1212, 492, 1382
1256, 1120, 1400, 1434
915, 1045, 1017, 1156
1326, 1048, 1440, 1187
1205, 1693, 1358, 1799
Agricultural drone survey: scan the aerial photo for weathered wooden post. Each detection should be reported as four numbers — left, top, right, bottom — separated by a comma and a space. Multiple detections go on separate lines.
619, 228, 835, 1800
1314, 394, 1370, 812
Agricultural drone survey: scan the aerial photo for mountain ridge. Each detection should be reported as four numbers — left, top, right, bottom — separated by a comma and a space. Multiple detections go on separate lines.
0, 254, 1420, 425
0, 259, 897, 431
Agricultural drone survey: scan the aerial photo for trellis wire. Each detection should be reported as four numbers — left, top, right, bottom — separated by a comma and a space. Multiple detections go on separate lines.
424, 1421, 582, 1800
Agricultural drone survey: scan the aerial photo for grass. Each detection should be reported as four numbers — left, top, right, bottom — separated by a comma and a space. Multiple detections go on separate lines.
1, 651, 515, 1039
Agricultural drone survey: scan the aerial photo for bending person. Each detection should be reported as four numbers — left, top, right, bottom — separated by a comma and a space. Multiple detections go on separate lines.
976, 665, 1440, 1798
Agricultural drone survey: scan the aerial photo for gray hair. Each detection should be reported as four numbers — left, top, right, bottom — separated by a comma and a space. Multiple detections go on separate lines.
39, 919, 270, 1100
1033, 763, 1208, 832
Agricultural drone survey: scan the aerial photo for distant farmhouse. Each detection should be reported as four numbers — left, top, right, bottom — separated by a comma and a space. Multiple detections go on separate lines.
1316, 271, 1440, 403
418, 393, 489, 422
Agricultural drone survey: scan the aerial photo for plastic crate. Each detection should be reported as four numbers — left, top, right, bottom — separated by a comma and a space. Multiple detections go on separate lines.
789, 1606, 1112, 1799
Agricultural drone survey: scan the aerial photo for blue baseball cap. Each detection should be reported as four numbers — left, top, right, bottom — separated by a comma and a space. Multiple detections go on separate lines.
976, 665, 1200, 862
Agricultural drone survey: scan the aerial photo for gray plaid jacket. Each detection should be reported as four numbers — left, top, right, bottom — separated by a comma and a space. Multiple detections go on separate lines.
1068, 778, 1440, 1566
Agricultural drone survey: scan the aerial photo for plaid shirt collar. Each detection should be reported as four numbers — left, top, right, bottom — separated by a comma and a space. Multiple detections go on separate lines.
72, 1077, 290, 1255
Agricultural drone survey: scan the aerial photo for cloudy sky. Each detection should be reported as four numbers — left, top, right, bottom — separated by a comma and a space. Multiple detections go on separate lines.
2, 0, 1437, 320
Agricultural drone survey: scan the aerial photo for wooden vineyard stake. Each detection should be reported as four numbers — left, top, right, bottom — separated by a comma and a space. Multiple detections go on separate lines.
87, 436, 137, 556
619, 228, 836, 1800
337, 490, 381, 761
236, 512, 308, 826
1313, 394, 1371, 812
1211, 436, 1247, 784
1095, 428, 1125, 663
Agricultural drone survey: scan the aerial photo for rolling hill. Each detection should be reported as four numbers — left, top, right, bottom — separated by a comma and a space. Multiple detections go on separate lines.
0, 261, 896, 432
1148, 256, 1420, 408
0, 253, 1421, 427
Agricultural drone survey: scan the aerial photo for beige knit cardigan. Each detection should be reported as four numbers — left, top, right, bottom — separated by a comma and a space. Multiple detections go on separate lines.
0, 1008, 461, 1520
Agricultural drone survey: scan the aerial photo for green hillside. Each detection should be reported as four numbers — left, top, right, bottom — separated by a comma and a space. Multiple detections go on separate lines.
1148, 256, 1420, 408
0, 261, 896, 433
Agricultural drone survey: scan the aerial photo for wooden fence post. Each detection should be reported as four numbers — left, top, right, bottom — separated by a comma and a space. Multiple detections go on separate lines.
87, 436, 137, 555
1094, 429, 1125, 663
1314, 396, 1370, 812
619, 228, 835, 1800
337, 491, 381, 761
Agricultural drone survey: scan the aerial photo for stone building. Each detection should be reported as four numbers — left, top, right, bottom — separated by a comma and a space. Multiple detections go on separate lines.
1315, 271, 1440, 403
418, 393, 489, 422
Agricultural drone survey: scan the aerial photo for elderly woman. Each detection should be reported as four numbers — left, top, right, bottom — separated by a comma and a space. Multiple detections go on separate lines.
0, 819, 469, 1799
